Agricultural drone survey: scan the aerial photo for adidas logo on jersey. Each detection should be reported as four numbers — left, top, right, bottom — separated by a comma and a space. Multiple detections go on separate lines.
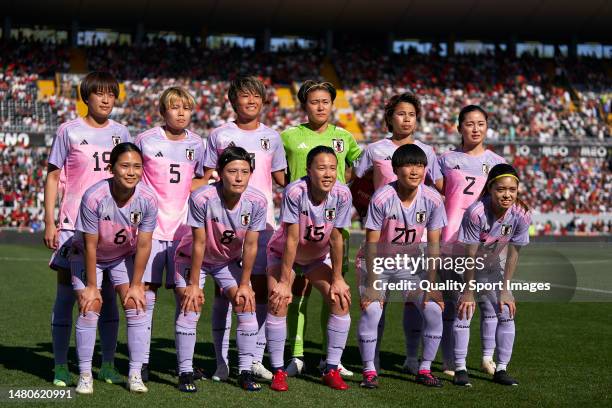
155, 151, 163, 157
80, 140, 88, 145
384, 156, 392, 160
103, 215, 111, 221
211, 217, 219, 223
453, 165, 460, 169
297, 143, 308, 149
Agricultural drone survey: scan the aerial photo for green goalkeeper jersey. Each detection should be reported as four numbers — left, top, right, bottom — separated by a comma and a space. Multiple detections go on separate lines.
281, 123, 362, 183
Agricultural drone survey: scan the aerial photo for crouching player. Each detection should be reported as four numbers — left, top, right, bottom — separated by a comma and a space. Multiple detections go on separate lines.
265, 146, 353, 392
357, 144, 447, 388
177, 146, 268, 392
71, 143, 158, 394
453, 163, 531, 387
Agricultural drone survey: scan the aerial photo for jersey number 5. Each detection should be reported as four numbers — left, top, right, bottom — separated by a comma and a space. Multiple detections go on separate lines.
170, 164, 181, 183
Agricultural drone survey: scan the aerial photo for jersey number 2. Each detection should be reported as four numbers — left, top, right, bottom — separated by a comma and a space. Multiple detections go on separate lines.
463, 176, 476, 195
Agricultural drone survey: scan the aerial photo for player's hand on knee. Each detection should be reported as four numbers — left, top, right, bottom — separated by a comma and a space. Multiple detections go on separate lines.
269, 281, 292, 314
330, 278, 351, 310
124, 283, 146, 313
79, 285, 102, 315
235, 284, 255, 312
499, 290, 516, 318
457, 290, 475, 320
182, 284, 204, 314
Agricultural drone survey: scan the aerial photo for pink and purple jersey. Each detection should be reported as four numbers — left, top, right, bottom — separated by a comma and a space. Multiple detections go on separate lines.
183, 183, 267, 267
267, 178, 352, 265
74, 179, 158, 263
134, 127, 205, 241
48, 118, 131, 230
365, 183, 447, 247
202, 122, 287, 227
458, 197, 531, 269
438, 149, 505, 244
354, 139, 442, 190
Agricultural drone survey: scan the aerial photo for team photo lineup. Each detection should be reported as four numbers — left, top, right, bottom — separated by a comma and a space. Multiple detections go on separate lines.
41, 71, 535, 395
0, 4, 610, 404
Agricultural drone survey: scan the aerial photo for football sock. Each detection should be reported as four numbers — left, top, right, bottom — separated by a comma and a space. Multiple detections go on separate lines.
404, 302, 423, 360
142, 289, 156, 365
441, 300, 456, 366
326, 313, 350, 367
175, 311, 200, 375
212, 295, 232, 367
266, 313, 286, 371
453, 314, 472, 371
52, 283, 75, 365
420, 303, 443, 372
236, 312, 259, 372
126, 308, 148, 377
99, 279, 119, 364
479, 301, 497, 358
254, 303, 267, 363
287, 295, 307, 357
496, 304, 515, 368
358, 302, 383, 372
76, 311, 99, 375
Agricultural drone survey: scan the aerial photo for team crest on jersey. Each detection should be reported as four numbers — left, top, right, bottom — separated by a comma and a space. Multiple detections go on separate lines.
130, 211, 142, 225
112, 135, 121, 146
227, 141, 236, 148
325, 208, 336, 221
501, 224, 513, 236
332, 139, 344, 153
186, 148, 195, 161
416, 210, 426, 223
482, 163, 490, 175
241, 212, 251, 226
260, 138, 270, 151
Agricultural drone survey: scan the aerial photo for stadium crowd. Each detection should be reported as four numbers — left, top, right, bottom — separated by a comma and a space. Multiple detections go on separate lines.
0, 40, 610, 233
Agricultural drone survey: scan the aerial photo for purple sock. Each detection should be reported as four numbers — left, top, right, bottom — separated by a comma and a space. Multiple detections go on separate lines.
326, 313, 351, 368
374, 302, 386, 369
52, 284, 75, 365
76, 311, 99, 375
99, 280, 119, 363
254, 303, 267, 363
265, 313, 286, 371
495, 304, 515, 367
237, 312, 259, 372
442, 300, 456, 367
404, 302, 423, 360
419, 303, 443, 371
479, 301, 497, 358
143, 290, 156, 365
175, 311, 200, 375
212, 296, 232, 367
453, 314, 472, 370
358, 302, 382, 372
126, 309, 148, 377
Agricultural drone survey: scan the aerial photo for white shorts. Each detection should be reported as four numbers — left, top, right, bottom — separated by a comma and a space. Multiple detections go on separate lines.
143, 239, 179, 288
175, 259, 243, 291
70, 255, 134, 290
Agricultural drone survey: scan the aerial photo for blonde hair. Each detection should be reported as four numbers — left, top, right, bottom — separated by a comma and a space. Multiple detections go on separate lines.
159, 87, 196, 116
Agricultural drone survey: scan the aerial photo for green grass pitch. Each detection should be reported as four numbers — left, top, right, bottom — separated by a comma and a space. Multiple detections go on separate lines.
0, 243, 611, 407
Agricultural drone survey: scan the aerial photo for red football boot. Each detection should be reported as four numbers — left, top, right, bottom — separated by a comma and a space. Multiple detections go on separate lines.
322, 368, 349, 390
270, 369, 289, 392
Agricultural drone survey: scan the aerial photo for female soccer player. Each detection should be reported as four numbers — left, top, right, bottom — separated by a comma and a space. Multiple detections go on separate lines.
201, 76, 286, 381
352, 92, 443, 375
44, 71, 131, 387
133, 86, 205, 381
453, 163, 531, 387
437, 105, 506, 376
70, 142, 158, 394
281, 80, 361, 377
265, 146, 353, 392
357, 144, 447, 389
178, 146, 268, 392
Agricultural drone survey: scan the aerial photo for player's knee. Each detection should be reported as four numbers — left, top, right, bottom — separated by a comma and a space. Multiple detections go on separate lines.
123, 298, 138, 310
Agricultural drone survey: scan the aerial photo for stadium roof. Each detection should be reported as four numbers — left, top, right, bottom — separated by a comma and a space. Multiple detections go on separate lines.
6, 0, 612, 43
